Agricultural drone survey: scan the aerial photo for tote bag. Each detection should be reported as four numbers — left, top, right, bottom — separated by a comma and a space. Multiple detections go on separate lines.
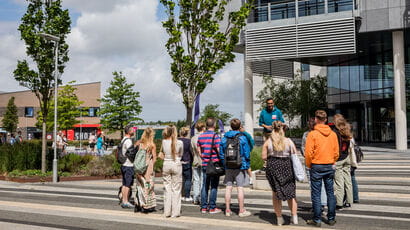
290, 140, 305, 182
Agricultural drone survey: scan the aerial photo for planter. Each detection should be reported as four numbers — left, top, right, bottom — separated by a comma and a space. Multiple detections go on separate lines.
1, 175, 121, 183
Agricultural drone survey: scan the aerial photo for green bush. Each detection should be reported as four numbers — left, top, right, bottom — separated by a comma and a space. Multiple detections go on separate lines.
58, 153, 94, 173
86, 154, 121, 176
250, 147, 264, 170
0, 140, 53, 173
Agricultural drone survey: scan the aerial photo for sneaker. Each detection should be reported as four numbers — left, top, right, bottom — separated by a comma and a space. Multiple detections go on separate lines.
181, 197, 186, 202
353, 200, 360, 204
344, 203, 351, 208
209, 208, 222, 214
238, 210, 251, 217
121, 202, 135, 209
327, 220, 337, 226
201, 208, 208, 214
249, 178, 253, 185
276, 216, 284, 226
225, 209, 232, 217
291, 215, 298, 225
336, 205, 344, 211
306, 219, 321, 227
193, 200, 200, 205
185, 197, 193, 202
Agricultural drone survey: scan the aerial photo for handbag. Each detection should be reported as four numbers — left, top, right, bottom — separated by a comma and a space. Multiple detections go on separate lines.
205, 134, 225, 176
289, 139, 305, 182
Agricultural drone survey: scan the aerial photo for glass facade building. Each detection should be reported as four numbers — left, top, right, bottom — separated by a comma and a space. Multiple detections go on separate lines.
327, 31, 410, 143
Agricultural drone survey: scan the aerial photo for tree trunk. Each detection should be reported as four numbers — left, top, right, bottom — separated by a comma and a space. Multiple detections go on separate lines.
41, 122, 47, 173
185, 105, 193, 131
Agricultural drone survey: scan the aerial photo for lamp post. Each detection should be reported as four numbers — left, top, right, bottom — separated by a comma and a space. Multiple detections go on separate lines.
39, 32, 60, 183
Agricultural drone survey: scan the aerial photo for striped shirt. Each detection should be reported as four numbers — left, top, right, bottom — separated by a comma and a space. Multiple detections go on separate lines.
197, 131, 221, 167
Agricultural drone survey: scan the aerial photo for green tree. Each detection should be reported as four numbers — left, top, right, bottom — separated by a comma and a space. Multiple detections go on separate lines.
13, 0, 71, 172
200, 104, 232, 124
37, 81, 84, 132
99, 71, 143, 139
257, 77, 299, 125
160, 0, 253, 128
2, 97, 19, 134
257, 75, 327, 128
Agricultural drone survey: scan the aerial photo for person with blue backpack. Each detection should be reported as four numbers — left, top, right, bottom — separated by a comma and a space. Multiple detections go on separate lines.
220, 118, 251, 218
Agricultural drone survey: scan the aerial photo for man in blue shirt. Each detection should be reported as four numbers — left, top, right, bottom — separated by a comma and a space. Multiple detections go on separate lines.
259, 98, 285, 140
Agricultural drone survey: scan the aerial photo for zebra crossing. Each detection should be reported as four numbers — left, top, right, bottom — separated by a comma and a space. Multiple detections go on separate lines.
0, 146, 409, 229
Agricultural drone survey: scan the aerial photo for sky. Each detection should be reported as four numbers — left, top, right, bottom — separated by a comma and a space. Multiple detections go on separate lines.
0, 0, 244, 122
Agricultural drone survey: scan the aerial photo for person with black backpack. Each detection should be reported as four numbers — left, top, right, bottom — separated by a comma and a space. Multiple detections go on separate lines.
220, 118, 251, 218
119, 125, 137, 209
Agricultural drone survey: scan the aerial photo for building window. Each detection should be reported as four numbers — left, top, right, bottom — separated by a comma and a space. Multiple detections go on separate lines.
328, 0, 354, 13
301, 63, 310, 79
25, 107, 34, 117
298, 0, 325, 17
86, 107, 100, 117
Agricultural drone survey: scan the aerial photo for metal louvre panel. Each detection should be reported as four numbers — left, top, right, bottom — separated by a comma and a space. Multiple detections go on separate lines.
245, 17, 356, 61
251, 60, 294, 78
246, 25, 297, 60
297, 18, 356, 55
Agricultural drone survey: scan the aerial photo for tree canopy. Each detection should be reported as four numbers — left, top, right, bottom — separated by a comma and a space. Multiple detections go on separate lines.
160, 0, 253, 128
2, 97, 19, 134
200, 104, 232, 125
37, 81, 84, 132
13, 0, 71, 172
99, 71, 143, 138
257, 75, 327, 127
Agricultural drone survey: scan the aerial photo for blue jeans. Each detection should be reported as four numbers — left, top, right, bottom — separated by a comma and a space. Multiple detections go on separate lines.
200, 167, 219, 209
310, 164, 336, 223
97, 148, 104, 156
351, 167, 359, 202
192, 167, 202, 203
306, 166, 327, 206
182, 164, 193, 198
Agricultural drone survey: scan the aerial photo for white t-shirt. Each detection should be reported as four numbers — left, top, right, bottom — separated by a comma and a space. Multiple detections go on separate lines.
121, 137, 133, 167
162, 139, 183, 161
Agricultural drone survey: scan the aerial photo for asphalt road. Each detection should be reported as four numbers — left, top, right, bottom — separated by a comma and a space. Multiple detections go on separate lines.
0, 146, 409, 230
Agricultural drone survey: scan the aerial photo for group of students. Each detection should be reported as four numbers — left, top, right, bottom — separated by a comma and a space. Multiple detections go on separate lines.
117, 117, 255, 218
117, 108, 359, 227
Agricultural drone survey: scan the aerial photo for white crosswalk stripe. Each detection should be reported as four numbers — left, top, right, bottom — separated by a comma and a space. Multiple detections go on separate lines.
0, 147, 409, 229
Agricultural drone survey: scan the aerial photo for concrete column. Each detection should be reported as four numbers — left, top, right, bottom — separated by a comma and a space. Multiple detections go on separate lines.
392, 30, 408, 150
244, 56, 254, 137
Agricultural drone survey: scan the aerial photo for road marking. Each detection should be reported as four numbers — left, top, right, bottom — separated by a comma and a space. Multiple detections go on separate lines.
0, 200, 323, 230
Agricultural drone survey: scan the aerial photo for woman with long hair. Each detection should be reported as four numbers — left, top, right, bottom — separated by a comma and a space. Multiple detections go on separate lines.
160, 125, 183, 218
134, 127, 157, 212
262, 121, 298, 226
331, 114, 354, 210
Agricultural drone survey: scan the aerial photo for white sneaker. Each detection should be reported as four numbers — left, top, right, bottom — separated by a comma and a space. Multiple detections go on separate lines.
238, 210, 251, 217
181, 197, 186, 202
277, 216, 284, 226
185, 197, 193, 202
249, 178, 253, 185
291, 215, 298, 225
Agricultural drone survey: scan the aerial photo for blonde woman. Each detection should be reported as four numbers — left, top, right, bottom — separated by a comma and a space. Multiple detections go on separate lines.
262, 121, 298, 226
330, 114, 354, 210
160, 125, 184, 218
134, 128, 157, 213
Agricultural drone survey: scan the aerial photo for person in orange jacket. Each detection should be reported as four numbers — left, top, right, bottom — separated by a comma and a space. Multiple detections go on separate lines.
305, 110, 339, 227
